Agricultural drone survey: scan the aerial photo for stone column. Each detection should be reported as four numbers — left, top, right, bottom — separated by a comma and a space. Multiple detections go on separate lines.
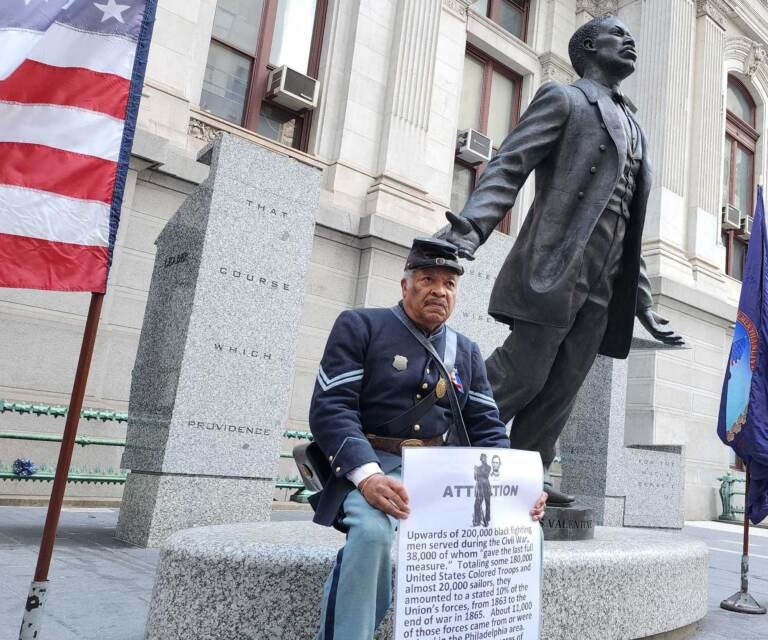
116, 134, 320, 546
535, 0, 578, 86
686, 1, 728, 282
623, 0, 696, 254
364, 0, 474, 230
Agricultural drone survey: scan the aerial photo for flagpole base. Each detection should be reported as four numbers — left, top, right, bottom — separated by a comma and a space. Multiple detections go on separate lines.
18, 580, 49, 640
720, 590, 767, 614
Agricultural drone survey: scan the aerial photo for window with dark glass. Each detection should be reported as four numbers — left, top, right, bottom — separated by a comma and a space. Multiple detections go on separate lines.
451, 48, 521, 234
200, 0, 327, 151
471, 0, 529, 42
722, 76, 758, 282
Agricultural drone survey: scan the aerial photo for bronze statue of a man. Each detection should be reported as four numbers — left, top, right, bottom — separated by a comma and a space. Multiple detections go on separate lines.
438, 15, 683, 504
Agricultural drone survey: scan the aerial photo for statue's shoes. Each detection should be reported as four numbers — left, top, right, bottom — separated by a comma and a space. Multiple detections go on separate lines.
543, 485, 576, 505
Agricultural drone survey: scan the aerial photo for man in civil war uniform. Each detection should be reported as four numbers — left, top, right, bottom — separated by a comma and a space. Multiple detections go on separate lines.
308, 237, 547, 640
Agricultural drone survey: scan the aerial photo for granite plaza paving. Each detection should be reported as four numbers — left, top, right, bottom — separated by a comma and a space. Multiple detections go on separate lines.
0, 506, 766, 640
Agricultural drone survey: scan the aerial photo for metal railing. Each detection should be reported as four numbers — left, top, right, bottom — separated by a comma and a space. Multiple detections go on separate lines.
0, 399, 312, 493
718, 472, 746, 521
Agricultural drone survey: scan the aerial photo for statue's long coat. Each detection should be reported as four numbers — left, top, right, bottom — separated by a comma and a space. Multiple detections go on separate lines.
460, 78, 654, 359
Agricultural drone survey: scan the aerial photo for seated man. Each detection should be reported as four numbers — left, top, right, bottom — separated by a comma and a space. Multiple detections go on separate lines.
309, 237, 547, 640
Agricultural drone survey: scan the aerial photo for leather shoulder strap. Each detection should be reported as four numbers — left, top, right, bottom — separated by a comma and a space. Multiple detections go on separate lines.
390, 306, 471, 446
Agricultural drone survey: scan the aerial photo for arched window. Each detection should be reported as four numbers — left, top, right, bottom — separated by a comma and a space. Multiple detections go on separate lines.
722, 76, 758, 282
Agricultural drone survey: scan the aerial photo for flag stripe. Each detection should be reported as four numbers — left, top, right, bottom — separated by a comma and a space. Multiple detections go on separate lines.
0, 60, 130, 119
0, 143, 117, 204
0, 233, 108, 292
0, 185, 110, 246
27, 23, 137, 80
0, 102, 123, 162
0, 30, 43, 80
0, 0, 158, 293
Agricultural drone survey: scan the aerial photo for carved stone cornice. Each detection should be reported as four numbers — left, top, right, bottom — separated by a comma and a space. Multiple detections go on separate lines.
188, 117, 222, 143
726, 36, 768, 79
576, 0, 618, 16
696, 0, 728, 29
747, 41, 767, 78
539, 52, 577, 85
442, 0, 475, 20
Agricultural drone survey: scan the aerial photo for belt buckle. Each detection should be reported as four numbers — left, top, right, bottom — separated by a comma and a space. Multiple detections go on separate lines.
400, 438, 423, 448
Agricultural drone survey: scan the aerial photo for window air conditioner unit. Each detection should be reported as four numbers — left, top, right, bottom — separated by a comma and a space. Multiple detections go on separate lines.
266, 65, 319, 112
456, 129, 492, 164
739, 215, 753, 240
722, 204, 741, 231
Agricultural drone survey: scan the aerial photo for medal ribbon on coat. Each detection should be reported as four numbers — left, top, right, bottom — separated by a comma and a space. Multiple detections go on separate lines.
450, 367, 463, 392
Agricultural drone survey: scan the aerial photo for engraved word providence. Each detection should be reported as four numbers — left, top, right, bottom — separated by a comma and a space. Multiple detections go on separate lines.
188, 419, 271, 437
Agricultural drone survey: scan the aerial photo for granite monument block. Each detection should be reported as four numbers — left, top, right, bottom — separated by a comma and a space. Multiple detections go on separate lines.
449, 231, 513, 357
116, 134, 320, 546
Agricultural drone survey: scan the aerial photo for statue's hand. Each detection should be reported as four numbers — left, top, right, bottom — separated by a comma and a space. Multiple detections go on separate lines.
434, 211, 481, 261
637, 308, 685, 346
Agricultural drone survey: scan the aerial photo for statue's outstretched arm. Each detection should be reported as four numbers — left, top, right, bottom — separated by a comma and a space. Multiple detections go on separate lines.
435, 81, 572, 258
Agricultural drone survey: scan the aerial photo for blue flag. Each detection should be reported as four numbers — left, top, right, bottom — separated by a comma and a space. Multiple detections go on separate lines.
718, 185, 768, 524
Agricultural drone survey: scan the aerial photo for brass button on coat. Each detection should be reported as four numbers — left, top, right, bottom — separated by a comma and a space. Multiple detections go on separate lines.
416, 394, 422, 400
590, 167, 597, 174
328, 455, 333, 462
414, 424, 421, 432
335, 466, 341, 473
421, 382, 428, 390
599, 144, 607, 151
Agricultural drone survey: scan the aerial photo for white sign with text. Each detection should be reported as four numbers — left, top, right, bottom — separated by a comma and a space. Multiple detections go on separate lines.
395, 447, 543, 640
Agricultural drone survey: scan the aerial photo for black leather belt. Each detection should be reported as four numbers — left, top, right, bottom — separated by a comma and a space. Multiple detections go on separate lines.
366, 434, 444, 455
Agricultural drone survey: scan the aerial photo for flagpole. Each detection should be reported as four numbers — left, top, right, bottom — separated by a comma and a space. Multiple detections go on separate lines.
18, 292, 105, 640
720, 467, 767, 615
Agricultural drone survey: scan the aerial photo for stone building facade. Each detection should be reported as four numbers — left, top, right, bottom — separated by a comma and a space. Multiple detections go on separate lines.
2, 0, 766, 519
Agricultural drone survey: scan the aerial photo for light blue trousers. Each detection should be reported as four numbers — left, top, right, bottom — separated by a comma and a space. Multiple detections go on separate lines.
316, 468, 400, 640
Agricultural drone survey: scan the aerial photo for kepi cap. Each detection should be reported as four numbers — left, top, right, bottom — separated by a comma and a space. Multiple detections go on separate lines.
405, 237, 464, 275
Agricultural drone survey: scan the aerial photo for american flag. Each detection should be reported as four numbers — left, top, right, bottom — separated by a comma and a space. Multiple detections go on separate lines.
0, 0, 157, 292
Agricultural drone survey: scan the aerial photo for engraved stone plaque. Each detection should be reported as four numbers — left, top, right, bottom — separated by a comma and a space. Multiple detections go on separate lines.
117, 134, 319, 546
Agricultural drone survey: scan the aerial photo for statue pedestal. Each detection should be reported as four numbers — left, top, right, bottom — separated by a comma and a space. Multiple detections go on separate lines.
559, 323, 686, 529
143, 522, 708, 640
541, 505, 595, 541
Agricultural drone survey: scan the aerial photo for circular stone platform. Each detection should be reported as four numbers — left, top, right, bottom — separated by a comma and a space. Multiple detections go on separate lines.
143, 522, 707, 640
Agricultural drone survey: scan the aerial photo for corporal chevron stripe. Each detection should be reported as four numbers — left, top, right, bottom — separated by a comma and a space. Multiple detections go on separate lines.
468, 390, 498, 409
317, 367, 365, 391
0, 0, 158, 293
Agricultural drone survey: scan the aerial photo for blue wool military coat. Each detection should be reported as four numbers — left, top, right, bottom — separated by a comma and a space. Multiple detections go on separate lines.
308, 305, 509, 527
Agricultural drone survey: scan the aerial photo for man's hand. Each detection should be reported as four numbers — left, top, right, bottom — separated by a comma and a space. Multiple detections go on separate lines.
359, 473, 411, 519
637, 308, 685, 347
434, 212, 481, 261
530, 491, 547, 522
